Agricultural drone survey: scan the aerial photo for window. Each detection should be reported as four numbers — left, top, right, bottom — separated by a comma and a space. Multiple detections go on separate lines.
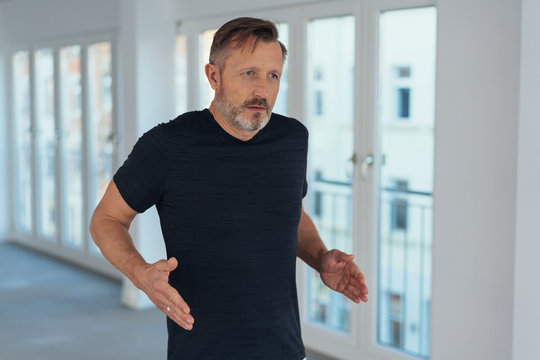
60, 45, 83, 248
377, 7, 436, 358
34, 48, 56, 239
390, 179, 409, 232
13, 51, 33, 233
88, 42, 114, 208
175, 5, 436, 359
199, 29, 217, 109
397, 88, 410, 118
306, 15, 355, 334
175, 34, 188, 115
10, 36, 117, 270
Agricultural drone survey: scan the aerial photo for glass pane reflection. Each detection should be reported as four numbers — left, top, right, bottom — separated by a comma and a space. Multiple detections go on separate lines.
306, 16, 355, 334
60, 45, 83, 248
377, 7, 436, 358
13, 51, 33, 232
88, 42, 113, 207
35, 48, 56, 238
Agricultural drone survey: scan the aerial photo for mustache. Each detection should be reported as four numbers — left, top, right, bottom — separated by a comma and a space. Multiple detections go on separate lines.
242, 98, 270, 110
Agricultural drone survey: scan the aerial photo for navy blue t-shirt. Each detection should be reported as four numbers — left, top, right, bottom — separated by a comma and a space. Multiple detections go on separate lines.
113, 109, 308, 360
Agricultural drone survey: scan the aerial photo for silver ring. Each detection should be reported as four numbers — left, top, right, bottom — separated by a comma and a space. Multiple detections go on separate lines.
166, 306, 171, 313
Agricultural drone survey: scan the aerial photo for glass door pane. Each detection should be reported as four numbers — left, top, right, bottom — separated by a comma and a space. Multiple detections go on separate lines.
35, 48, 57, 239
60, 45, 83, 248
377, 7, 436, 358
13, 51, 33, 233
305, 15, 355, 333
272, 22, 289, 116
88, 42, 114, 208
175, 34, 188, 115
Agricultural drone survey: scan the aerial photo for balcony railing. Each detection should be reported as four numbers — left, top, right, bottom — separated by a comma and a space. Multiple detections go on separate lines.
307, 176, 432, 358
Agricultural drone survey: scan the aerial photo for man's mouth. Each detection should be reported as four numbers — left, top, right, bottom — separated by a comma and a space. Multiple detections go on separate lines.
243, 98, 269, 112
246, 105, 266, 112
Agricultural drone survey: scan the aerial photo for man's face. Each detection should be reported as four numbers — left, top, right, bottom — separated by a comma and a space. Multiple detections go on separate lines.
212, 37, 283, 132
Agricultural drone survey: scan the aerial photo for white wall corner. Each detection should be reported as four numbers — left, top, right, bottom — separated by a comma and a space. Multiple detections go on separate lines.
512, 0, 540, 359
0, 45, 9, 242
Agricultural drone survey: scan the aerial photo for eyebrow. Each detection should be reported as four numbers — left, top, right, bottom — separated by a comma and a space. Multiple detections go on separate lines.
238, 65, 282, 75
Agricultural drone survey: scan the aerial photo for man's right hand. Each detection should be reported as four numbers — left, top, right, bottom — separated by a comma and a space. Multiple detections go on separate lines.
135, 257, 194, 331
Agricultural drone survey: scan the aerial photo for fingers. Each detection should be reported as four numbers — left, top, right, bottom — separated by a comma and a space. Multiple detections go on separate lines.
142, 258, 193, 330
153, 259, 172, 272
165, 305, 195, 330
339, 252, 355, 262
337, 263, 368, 302
167, 257, 178, 271
153, 282, 194, 330
154, 257, 178, 273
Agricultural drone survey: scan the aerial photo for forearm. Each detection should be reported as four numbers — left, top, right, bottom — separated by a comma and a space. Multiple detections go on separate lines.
89, 214, 147, 288
297, 209, 328, 273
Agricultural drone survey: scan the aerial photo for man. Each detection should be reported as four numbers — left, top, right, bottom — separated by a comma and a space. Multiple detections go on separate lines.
90, 17, 368, 360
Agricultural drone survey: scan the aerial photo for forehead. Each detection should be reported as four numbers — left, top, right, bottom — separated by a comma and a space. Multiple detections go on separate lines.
224, 37, 283, 70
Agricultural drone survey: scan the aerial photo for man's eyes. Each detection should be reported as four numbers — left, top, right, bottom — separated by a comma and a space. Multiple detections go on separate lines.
243, 71, 279, 79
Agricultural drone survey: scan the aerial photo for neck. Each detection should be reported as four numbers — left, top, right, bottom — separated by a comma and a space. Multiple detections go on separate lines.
208, 102, 258, 141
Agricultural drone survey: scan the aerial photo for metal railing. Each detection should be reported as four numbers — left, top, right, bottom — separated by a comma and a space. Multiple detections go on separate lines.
306, 176, 432, 358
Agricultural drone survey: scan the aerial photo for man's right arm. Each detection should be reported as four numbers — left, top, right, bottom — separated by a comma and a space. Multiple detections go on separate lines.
89, 180, 194, 330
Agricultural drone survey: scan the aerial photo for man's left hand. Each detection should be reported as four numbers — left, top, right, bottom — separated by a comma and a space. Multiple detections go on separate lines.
319, 249, 368, 303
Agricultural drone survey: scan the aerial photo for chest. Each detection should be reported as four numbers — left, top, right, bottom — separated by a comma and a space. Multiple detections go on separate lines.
160, 141, 306, 228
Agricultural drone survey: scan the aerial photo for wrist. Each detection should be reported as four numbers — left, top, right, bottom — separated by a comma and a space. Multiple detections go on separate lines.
123, 255, 149, 289
315, 247, 328, 273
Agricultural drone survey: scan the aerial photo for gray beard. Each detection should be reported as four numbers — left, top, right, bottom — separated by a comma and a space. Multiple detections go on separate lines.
213, 91, 271, 132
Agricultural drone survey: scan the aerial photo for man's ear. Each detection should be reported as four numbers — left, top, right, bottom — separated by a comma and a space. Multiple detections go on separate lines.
205, 63, 220, 91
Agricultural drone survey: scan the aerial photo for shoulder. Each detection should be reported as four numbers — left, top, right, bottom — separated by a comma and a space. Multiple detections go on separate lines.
162, 110, 209, 134
270, 112, 308, 138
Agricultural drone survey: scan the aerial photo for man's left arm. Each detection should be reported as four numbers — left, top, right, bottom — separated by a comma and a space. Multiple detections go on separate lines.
297, 207, 369, 303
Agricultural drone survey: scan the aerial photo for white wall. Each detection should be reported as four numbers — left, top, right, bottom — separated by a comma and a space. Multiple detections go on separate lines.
513, 0, 540, 358
432, 0, 521, 359
173, 0, 327, 20
0, 10, 8, 242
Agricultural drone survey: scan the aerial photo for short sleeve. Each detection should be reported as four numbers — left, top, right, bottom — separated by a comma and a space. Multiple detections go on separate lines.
113, 125, 166, 213
302, 178, 308, 198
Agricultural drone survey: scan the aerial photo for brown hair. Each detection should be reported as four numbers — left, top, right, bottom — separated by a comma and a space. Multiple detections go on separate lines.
209, 17, 287, 69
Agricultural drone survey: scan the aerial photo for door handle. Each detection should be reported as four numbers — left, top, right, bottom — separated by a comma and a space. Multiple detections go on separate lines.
360, 153, 374, 180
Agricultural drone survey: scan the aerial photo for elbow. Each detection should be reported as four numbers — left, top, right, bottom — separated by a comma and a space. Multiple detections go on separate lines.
88, 209, 101, 248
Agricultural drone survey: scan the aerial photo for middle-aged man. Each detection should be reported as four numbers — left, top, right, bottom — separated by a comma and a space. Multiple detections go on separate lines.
90, 16, 368, 360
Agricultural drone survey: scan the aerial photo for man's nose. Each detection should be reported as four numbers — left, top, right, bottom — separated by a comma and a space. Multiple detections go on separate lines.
252, 76, 269, 99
